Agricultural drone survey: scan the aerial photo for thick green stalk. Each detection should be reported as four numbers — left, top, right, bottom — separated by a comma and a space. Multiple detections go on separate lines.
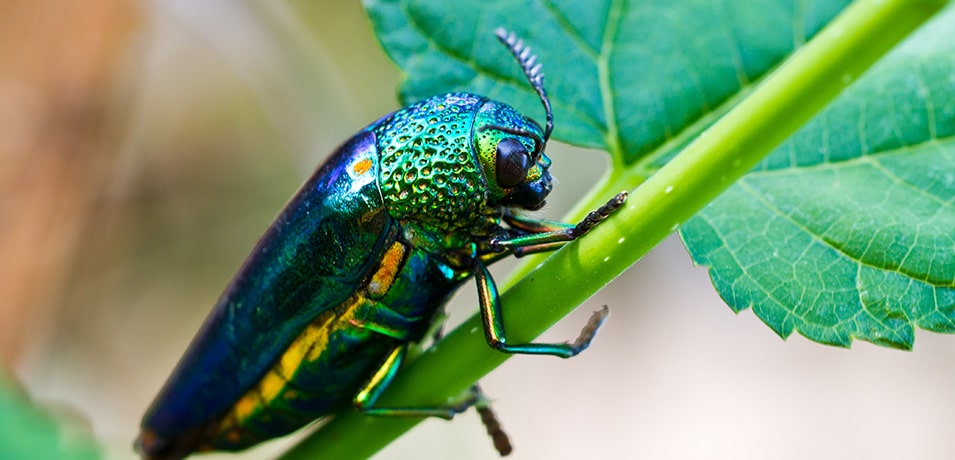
280, 1, 948, 458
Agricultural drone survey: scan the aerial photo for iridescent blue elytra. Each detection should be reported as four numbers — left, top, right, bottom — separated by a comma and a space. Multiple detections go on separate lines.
137, 29, 626, 460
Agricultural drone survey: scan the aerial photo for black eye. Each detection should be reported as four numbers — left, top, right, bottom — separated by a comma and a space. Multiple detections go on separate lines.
495, 138, 531, 188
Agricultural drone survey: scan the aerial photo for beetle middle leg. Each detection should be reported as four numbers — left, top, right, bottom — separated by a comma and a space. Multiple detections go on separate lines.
472, 192, 625, 358
474, 260, 609, 358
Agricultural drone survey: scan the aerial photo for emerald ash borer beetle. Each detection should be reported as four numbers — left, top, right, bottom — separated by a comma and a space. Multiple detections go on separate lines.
137, 28, 627, 459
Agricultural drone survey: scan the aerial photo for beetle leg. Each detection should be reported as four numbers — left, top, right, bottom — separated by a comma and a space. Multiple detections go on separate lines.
474, 260, 609, 358
492, 191, 627, 255
354, 325, 513, 454
349, 302, 416, 340
471, 384, 513, 456
354, 345, 477, 419
502, 209, 573, 233
426, 311, 450, 343
511, 241, 566, 257
429, 318, 513, 456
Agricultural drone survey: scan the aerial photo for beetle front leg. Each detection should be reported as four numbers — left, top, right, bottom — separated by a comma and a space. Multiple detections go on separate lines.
355, 345, 476, 419
494, 191, 627, 256
474, 260, 609, 358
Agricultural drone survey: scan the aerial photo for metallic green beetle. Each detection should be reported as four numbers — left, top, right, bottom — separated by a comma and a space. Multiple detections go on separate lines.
137, 29, 626, 459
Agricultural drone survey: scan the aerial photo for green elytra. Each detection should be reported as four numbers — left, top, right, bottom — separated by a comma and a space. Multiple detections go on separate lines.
137, 28, 627, 460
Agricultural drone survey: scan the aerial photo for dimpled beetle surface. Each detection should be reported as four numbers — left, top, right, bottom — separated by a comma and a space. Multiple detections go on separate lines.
137, 29, 627, 460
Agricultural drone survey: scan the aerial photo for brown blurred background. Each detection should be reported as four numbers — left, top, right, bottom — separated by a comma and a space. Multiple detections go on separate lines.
3, 2, 955, 459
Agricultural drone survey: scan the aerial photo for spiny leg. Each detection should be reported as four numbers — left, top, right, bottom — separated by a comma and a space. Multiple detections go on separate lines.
474, 260, 609, 358
493, 191, 628, 256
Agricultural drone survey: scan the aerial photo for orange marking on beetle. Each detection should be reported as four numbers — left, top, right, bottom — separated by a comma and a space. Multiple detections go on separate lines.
352, 158, 373, 175
367, 242, 406, 297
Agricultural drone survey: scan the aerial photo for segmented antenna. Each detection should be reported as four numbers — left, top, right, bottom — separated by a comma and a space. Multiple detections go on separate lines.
494, 28, 553, 143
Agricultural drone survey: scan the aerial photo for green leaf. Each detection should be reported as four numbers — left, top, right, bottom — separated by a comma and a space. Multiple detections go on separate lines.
366, 0, 955, 348
368, 0, 852, 166
281, 0, 949, 458
0, 376, 101, 460
680, 6, 955, 350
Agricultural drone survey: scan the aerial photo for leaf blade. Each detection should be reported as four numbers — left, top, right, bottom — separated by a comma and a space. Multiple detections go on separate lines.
681, 5, 955, 349
368, 0, 854, 162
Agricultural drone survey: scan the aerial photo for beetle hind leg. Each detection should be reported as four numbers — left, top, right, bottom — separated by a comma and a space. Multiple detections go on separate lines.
354, 343, 513, 455
428, 318, 514, 456
471, 384, 513, 456
354, 345, 476, 419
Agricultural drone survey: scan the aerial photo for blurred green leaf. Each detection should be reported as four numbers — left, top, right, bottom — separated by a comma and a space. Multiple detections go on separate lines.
681, 7, 955, 349
0, 376, 101, 460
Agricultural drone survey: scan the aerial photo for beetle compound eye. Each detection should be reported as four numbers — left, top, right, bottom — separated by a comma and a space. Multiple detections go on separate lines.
495, 138, 531, 188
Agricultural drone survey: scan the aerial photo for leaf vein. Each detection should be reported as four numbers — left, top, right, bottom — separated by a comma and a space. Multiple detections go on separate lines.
737, 179, 944, 287
598, 0, 625, 160
398, 2, 605, 134
537, 0, 600, 57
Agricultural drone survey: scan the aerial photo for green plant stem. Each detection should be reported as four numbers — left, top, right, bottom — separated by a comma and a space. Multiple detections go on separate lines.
280, 1, 948, 458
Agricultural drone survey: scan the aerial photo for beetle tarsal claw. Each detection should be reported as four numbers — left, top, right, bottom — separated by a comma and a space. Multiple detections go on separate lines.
568, 306, 611, 353
489, 238, 506, 252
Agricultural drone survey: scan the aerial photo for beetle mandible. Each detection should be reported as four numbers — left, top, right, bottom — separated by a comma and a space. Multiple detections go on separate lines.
137, 28, 627, 460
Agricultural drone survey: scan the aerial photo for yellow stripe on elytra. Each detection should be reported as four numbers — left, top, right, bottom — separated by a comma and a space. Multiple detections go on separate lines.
230, 384, 263, 424
283, 311, 335, 374
212, 242, 409, 437
215, 293, 370, 435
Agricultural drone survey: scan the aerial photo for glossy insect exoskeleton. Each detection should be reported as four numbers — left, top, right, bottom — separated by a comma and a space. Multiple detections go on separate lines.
137, 29, 627, 460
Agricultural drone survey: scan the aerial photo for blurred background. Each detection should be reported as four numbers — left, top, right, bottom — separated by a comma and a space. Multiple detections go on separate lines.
3, 1, 955, 459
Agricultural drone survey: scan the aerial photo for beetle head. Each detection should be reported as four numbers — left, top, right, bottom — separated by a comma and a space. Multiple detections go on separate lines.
373, 30, 558, 237
473, 101, 552, 211
473, 28, 556, 211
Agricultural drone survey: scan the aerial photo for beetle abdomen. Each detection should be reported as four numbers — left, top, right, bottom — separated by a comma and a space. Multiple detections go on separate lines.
198, 293, 400, 451
195, 240, 469, 452
138, 130, 397, 459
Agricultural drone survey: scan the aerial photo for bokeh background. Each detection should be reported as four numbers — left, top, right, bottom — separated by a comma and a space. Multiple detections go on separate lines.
3, 1, 955, 459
